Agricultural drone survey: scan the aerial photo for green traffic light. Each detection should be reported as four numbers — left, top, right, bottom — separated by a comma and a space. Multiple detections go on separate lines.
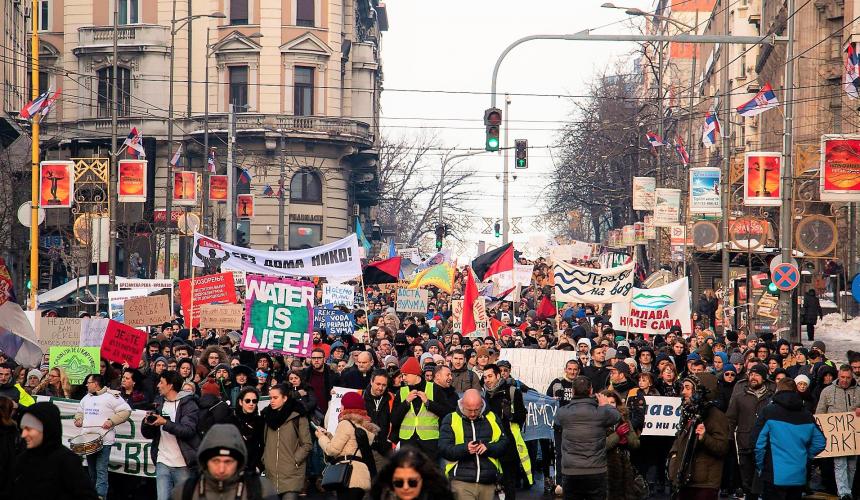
487, 137, 499, 150
516, 159, 526, 168
768, 282, 778, 294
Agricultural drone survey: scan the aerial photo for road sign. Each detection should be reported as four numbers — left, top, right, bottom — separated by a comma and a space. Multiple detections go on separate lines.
772, 263, 800, 292
769, 255, 799, 274
851, 274, 860, 304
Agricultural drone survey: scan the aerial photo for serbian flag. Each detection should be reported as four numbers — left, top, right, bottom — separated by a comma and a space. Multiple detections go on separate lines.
19, 90, 50, 119
239, 168, 253, 184
262, 185, 275, 197
123, 127, 145, 158
845, 43, 860, 99
39, 88, 62, 118
674, 136, 690, 166
207, 150, 217, 173
645, 131, 666, 147
461, 267, 479, 336
363, 256, 402, 285
702, 111, 720, 147
169, 144, 183, 167
736, 83, 779, 117
472, 242, 514, 281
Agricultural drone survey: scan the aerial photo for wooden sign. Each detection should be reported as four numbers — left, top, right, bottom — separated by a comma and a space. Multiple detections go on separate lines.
814, 412, 859, 458
122, 294, 172, 326
199, 303, 244, 329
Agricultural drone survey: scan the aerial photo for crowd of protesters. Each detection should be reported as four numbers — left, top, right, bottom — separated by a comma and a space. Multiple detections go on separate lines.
0, 260, 858, 500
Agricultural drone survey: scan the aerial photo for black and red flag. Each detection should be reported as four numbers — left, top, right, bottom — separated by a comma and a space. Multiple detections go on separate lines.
362, 256, 402, 285
471, 242, 514, 281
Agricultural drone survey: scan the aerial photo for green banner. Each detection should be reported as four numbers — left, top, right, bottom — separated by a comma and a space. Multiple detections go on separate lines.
49, 346, 100, 385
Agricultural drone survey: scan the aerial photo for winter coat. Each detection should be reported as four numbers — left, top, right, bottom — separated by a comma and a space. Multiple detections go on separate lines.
754, 391, 826, 487
0, 423, 20, 497
301, 365, 339, 413
815, 377, 860, 414
606, 417, 641, 500
364, 390, 393, 454
261, 401, 312, 494
546, 376, 576, 406
482, 379, 526, 462
451, 366, 481, 394
9, 402, 99, 500
141, 391, 202, 467
582, 363, 610, 392
555, 396, 621, 476
726, 384, 774, 453
197, 393, 233, 437
317, 413, 380, 491
234, 406, 266, 473
340, 366, 374, 390
438, 404, 509, 484
801, 290, 823, 325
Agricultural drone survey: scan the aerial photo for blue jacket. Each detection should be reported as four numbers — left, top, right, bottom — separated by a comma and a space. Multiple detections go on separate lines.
754, 390, 826, 486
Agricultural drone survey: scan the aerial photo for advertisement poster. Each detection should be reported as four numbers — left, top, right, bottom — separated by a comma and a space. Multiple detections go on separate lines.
689, 167, 721, 214
744, 152, 782, 206
173, 171, 197, 206
117, 160, 147, 202
622, 225, 635, 246
610, 277, 692, 335
644, 216, 656, 239
241, 275, 315, 357
654, 188, 681, 227
237, 194, 254, 219
632, 177, 656, 211
820, 135, 860, 201
209, 175, 228, 202
39, 161, 74, 208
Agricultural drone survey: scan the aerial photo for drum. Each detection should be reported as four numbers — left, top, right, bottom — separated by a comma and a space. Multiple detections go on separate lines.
69, 432, 104, 456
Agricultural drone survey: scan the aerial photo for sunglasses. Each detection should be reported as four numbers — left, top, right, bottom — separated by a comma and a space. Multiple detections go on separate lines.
243, 398, 258, 403
392, 479, 420, 488
724, 373, 736, 377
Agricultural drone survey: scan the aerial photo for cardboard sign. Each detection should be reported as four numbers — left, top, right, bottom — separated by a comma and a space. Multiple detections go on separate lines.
396, 288, 429, 313
123, 294, 172, 326
241, 275, 314, 356
101, 320, 147, 367
36, 317, 82, 351
322, 283, 355, 308
199, 303, 244, 329
49, 346, 100, 385
177, 272, 237, 327
641, 396, 683, 436
814, 412, 859, 458
314, 308, 354, 337
452, 299, 488, 336
79, 318, 110, 347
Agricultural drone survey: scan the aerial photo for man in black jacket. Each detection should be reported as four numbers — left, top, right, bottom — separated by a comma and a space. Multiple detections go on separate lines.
582, 345, 610, 392
483, 363, 531, 500
340, 351, 374, 390
727, 364, 773, 500
364, 369, 393, 472
141, 370, 201, 500
439, 389, 509, 500
301, 348, 339, 414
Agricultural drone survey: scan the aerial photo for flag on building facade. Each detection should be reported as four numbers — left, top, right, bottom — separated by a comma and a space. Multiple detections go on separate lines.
239, 168, 252, 184
702, 111, 720, 147
845, 43, 860, 99
19, 90, 50, 119
262, 185, 275, 197
123, 127, 145, 158
736, 83, 779, 117
674, 136, 690, 166
646, 131, 666, 147
169, 144, 183, 167
207, 150, 217, 173
40, 88, 62, 118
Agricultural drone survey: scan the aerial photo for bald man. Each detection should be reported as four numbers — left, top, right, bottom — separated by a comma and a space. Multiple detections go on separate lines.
340, 351, 376, 389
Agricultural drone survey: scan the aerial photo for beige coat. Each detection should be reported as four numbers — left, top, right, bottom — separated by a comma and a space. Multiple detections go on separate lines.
262, 411, 312, 494
317, 413, 380, 491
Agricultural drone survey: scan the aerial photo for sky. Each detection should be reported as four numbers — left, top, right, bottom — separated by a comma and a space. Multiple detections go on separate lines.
379, 0, 654, 256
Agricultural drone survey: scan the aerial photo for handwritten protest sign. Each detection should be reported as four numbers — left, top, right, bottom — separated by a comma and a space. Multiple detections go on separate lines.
199, 303, 244, 329
241, 275, 314, 357
396, 288, 428, 313
322, 283, 355, 308
36, 317, 82, 351
523, 391, 558, 441
79, 318, 110, 347
815, 412, 859, 458
314, 308, 354, 337
497, 349, 574, 394
324, 387, 361, 431
49, 346, 100, 385
178, 272, 237, 327
641, 396, 683, 436
452, 299, 488, 336
101, 320, 147, 367
123, 294, 172, 326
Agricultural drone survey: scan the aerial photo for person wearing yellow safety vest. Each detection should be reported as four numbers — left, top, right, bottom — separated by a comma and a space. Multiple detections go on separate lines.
439, 389, 509, 500
0, 363, 33, 406
390, 356, 455, 460
481, 363, 532, 500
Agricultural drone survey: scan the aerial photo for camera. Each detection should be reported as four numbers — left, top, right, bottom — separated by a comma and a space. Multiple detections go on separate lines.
145, 413, 157, 424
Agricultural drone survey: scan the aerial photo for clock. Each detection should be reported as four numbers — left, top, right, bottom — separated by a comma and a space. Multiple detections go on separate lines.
692, 221, 720, 250
795, 215, 837, 257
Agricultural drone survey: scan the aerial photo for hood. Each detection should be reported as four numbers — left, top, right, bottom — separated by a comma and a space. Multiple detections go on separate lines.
772, 390, 804, 411
197, 423, 247, 472
22, 401, 63, 449
691, 372, 720, 402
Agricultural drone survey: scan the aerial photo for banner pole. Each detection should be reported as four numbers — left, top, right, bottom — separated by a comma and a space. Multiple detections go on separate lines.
189, 266, 196, 331
359, 274, 369, 312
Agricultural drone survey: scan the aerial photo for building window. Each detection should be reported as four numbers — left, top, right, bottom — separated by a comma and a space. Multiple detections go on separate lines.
296, 0, 314, 27
96, 67, 131, 117
28, 71, 49, 98
294, 66, 313, 116
230, 0, 249, 25
229, 66, 249, 111
118, 0, 139, 25
289, 223, 322, 249
38, 0, 50, 31
290, 169, 322, 203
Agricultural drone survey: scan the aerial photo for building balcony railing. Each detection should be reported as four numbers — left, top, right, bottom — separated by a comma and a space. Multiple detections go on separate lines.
74, 25, 170, 55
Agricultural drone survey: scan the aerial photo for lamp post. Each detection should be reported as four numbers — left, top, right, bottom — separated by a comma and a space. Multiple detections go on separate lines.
163, 8, 225, 279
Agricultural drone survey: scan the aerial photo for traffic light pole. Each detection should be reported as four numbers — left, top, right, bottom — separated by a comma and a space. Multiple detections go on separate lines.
503, 94, 511, 244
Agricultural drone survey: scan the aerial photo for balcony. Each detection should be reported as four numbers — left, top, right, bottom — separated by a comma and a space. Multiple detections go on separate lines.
73, 25, 170, 56
188, 113, 374, 146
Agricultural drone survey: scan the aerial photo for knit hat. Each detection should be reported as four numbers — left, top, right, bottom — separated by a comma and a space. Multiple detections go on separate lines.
610, 361, 630, 376
794, 374, 811, 386
419, 352, 434, 367
383, 355, 399, 367
577, 338, 592, 348
811, 341, 826, 353
424, 339, 443, 352
341, 391, 365, 411
729, 352, 744, 365
27, 369, 44, 382
605, 348, 617, 360
400, 357, 421, 376
748, 364, 768, 379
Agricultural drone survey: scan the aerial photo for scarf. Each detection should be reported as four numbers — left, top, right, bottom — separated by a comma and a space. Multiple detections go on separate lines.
262, 399, 298, 430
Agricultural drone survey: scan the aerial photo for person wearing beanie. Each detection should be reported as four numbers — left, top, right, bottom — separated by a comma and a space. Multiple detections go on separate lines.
25, 369, 44, 393
793, 374, 817, 413
607, 361, 634, 403
727, 362, 774, 499
173, 423, 277, 499
316, 391, 380, 498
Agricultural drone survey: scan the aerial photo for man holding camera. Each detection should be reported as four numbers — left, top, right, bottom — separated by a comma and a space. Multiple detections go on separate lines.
141, 370, 201, 500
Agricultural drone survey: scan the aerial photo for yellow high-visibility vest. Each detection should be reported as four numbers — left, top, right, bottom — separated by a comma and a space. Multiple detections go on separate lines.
444, 411, 503, 477
15, 384, 34, 407
510, 421, 533, 485
398, 383, 439, 440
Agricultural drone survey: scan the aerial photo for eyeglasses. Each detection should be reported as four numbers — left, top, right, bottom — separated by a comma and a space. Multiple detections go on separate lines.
243, 398, 258, 403
392, 479, 420, 488
724, 373, 736, 377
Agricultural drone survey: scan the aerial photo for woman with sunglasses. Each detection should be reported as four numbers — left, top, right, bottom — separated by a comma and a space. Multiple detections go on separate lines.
234, 386, 265, 473
370, 448, 454, 500
261, 383, 311, 500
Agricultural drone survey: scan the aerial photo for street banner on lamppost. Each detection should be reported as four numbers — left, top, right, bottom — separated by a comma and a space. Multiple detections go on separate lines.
39, 161, 74, 208
744, 152, 782, 206
820, 134, 860, 201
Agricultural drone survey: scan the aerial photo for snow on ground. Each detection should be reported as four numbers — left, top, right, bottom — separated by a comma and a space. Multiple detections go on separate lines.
815, 313, 860, 363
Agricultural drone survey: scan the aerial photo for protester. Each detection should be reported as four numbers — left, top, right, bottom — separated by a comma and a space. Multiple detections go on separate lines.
370, 447, 455, 500
482, 363, 532, 499
34, 366, 73, 398
0, 396, 18, 496
726, 363, 773, 499
364, 368, 394, 470
233, 386, 265, 474
601, 389, 642, 500
261, 383, 312, 500
391, 356, 452, 458
815, 364, 860, 500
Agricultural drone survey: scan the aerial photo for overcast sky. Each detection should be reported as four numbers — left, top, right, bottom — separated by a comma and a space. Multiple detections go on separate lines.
379, 0, 655, 256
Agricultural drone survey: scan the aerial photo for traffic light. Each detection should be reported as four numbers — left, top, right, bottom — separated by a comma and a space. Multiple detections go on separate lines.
435, 224, 445, 250
494, 221, 501, 238
235, 229, 248, 247
484, 107, 502, 151
763, 279, 779, 296
514, 139, 528, 168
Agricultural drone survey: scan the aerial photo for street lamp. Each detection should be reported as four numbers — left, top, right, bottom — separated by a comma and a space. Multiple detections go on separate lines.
601, 3, 695, 31
163, 8, 225, 279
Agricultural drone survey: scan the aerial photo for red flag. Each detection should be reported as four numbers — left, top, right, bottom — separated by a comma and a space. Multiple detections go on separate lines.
489, 317, 505, 339
461, 266, 478, 336
536, 295, 557, 321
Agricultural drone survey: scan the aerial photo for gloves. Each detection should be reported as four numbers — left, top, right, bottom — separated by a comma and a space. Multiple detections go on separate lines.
616, 423, 630, 445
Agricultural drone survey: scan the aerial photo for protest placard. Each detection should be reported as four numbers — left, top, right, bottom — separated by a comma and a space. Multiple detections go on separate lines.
396, 288, 428, 313
314, 308, 354, 337
815, 411, 859, 458
36, 317, 82, 351
553, 260, 635, 304
199, 303, 244, 329
610, 278, 692, 336
178, 272, 237, 327
324, 387, 361, 432
497, 349, 574, 394
452, 299, 488, 336
241, 275, 314, 357
641, 396, 683, 436
79, 318, 110, 347
523, 391, 558, 441
49, 346, 100, 385
322, 283, 355, 308
100, 320, 147, 367
123, 294, 172, 326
